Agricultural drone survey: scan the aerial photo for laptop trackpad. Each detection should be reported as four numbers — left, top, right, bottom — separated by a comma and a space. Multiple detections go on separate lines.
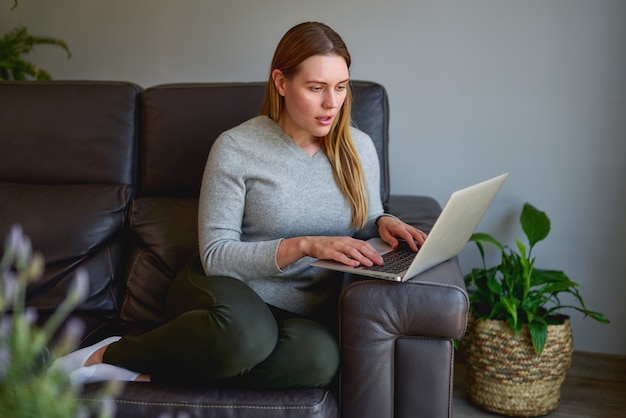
367, 237, 394, 255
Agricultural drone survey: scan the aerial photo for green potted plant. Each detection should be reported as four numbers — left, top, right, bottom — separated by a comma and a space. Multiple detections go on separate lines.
0, 0, 71, 80
462, 202, 609, 417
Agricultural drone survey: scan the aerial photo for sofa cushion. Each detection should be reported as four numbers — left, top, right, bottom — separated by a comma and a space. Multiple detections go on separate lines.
350, 81, 390, 206
119, 197, 198, 327
82, 384, 337, 418
0, 81, 140, 185
0, 182, 132, 316
140, 83, 266, 197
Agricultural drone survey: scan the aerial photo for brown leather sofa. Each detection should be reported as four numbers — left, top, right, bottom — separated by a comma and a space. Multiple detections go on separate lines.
0, 80, 468, 418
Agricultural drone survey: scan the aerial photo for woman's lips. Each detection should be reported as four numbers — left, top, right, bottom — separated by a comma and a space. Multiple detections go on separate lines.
316, 115, 334, 125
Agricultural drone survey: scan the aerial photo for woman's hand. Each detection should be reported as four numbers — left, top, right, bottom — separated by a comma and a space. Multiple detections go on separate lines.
376, 216, 427, 252
277, 236, 383, 269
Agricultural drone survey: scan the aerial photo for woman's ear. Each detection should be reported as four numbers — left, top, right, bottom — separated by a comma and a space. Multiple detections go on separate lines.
272, 69, 286, 96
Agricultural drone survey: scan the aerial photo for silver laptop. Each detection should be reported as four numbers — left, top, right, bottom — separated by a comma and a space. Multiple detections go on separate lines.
311, 173, 508, 281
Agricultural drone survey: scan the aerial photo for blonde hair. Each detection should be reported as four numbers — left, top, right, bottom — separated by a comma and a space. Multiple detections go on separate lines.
261, 22, 369, 229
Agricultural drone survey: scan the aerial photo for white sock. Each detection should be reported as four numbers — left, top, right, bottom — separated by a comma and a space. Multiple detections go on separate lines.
49, 336, 122, 375
69, 363, 141, 384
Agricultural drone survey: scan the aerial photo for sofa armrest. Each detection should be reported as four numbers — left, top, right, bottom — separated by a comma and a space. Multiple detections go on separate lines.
339, 194, 469, 418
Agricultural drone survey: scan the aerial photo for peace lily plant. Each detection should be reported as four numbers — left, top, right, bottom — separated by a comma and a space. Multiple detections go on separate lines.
464, 202, 609, 354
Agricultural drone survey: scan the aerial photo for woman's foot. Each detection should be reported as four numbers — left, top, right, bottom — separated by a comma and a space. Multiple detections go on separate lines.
69, 363, 144, 384
49, 336, 121, 375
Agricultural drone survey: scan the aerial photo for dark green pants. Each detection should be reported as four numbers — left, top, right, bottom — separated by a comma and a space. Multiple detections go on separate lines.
104, 258, 339, 388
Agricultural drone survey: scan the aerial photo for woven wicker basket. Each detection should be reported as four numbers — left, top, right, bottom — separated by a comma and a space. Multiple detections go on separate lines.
465, 316, 573, 417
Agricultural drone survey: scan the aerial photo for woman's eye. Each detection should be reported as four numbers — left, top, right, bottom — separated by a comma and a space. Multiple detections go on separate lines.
310, 86, 322, 92
336, 84, 347, 91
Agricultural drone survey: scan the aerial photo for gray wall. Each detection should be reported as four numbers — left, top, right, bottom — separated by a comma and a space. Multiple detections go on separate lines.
2, 0, 625, 355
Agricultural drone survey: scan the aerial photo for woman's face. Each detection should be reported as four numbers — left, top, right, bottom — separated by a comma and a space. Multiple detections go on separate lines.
272, 54, 350, 145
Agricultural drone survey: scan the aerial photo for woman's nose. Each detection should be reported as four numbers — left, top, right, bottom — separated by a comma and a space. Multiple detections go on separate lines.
323, 91, 339, 108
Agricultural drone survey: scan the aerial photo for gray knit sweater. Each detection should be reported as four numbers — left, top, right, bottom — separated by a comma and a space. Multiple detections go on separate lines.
198, 116, 385, 315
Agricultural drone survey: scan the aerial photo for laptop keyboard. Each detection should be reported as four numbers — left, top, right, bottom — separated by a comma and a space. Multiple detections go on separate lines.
362, 243, 416, 274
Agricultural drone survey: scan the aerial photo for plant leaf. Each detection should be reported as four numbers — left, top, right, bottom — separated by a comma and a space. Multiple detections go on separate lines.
531, 268, 572, 287
469, 232, 504, 251
548, 305, 611, 324
528, 320, 548, 354
584, 310, 611, 324
500, 296, 519, 328
521, 203, 550, 249
486, 274, 502, 294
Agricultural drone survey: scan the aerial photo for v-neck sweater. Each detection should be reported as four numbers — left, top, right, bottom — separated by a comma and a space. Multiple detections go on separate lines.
198, 116, 385, 316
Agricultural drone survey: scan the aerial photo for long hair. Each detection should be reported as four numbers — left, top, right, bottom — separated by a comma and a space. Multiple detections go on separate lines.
261, 22, 368, 229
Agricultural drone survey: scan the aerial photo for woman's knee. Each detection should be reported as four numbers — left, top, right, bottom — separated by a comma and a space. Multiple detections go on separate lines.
195, 307, 278, 375
281, 318, 340, 386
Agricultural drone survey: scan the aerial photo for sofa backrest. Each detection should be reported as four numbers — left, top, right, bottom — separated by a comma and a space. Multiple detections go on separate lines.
118, 81, 391, 329
137, 81, 390, 199
0, 81, 141, 318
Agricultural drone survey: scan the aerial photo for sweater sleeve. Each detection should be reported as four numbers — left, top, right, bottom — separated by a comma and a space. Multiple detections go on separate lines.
198, 133, 283, 280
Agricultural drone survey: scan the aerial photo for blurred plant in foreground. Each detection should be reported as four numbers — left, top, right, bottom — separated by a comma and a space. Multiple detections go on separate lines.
0, 224, 119, 418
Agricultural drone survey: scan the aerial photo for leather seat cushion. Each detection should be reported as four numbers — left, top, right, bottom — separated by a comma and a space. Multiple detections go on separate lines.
119, 197, 198, 327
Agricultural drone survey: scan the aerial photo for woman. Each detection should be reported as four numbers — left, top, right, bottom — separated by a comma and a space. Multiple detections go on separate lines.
51, 22, 426, 388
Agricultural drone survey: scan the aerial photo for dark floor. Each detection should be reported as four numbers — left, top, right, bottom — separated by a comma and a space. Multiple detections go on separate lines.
452, 351, 626, 418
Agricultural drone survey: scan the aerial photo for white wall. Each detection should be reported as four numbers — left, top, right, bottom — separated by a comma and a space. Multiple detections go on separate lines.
2, 0, 625, 355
